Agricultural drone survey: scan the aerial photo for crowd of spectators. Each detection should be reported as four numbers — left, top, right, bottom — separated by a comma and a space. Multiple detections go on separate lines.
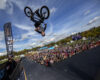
27, 38, 100, 66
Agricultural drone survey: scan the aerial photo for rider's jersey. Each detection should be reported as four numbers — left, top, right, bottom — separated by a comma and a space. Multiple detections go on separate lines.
38, 26, 44, 32
35, 23, 47, 34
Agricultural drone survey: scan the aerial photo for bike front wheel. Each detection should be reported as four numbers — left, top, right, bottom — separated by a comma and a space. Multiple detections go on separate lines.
40, 6, 50, 19
24, 6, 33, 17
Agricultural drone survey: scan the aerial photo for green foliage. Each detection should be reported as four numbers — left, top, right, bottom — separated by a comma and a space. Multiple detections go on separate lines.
80, 26, 100, 37
0, 56, 7, 60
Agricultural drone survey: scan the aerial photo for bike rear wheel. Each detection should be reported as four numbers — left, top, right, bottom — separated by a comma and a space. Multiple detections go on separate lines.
24, 6, 33, 17
40, 6, 50, 19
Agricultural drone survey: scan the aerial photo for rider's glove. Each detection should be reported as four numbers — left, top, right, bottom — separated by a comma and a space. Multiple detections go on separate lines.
45, 24, 47, 26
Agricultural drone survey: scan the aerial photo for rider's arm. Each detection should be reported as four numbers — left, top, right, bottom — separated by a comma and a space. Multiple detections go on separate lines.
36, 30, 41, 33
44, 24, 47, 31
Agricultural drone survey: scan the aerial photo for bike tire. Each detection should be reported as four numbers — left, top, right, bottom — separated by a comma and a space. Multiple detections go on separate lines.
40, 6, 50, 19
24, 6, 33, 17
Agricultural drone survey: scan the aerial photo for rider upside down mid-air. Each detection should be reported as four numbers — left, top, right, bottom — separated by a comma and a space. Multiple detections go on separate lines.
24, 6, 50, 36
31, 17, 47, 36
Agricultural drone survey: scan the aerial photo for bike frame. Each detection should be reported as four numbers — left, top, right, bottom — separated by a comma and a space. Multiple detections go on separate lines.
33, 9, 44, 23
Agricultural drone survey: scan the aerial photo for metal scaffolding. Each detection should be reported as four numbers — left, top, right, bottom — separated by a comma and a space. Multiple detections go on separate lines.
4, 22, 13, 56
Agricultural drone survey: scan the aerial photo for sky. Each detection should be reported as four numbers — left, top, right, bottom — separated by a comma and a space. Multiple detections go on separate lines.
0, 0, 100, 56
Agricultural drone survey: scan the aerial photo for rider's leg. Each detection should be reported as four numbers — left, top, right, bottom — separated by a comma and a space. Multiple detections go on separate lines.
36, 30, 41, 34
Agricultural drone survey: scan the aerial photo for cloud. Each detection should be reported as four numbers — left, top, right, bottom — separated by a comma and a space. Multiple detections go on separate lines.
10, 0, 41, 11
9, 0, 26, 10
0, 0, 7, 9
0, 31, 4, 41
0, 0, 40, 14
0, 52, 7, 56
50, 7, 56, 14
0, 0, 13, 14
0, 0, 55, 15
14, 23, 37, 41
13, 37, 40, 50
71, 32, 77, 35
46, 23, 53, 35
0, 42, 5, 49
6, 1, 13, 14
88, 16, 100, 25
21, 31, 36, 40
14, 24, 33, 31
28, 42, 36, 46
84, 10, 90, 15
44, 0, 49, 3
81, 16, 100, 31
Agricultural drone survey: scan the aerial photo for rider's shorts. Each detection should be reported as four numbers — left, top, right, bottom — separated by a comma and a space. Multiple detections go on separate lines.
34, 22, 41, 28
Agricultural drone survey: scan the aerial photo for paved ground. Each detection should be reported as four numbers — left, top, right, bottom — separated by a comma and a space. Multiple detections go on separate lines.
19, 46, 100, 80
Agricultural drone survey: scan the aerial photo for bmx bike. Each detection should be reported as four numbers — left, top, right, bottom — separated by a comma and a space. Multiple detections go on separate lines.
24, 5, 50, 23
